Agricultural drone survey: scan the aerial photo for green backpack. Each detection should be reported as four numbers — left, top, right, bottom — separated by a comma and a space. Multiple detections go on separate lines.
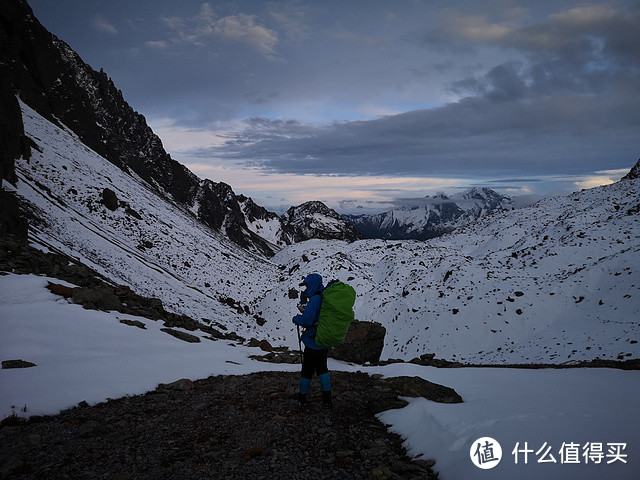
315, 281, 356, 347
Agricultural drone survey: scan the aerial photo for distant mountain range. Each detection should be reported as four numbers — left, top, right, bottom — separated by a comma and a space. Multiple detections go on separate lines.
343, 187, 514, 240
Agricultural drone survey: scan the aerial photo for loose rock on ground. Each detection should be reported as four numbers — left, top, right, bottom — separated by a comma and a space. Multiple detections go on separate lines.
0, 371, 441, 479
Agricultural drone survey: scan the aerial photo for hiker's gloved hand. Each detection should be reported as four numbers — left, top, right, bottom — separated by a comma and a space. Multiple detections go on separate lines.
297, 304, 305, 313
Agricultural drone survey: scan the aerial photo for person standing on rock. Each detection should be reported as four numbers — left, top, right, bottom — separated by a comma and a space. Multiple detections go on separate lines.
293, 273, 332, 408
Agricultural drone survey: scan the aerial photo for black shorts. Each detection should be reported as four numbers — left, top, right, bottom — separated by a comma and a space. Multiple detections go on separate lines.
301, 347, 329, 379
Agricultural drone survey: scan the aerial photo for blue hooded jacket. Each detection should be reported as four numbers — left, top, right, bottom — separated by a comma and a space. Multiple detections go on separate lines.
293, 273, 327, 350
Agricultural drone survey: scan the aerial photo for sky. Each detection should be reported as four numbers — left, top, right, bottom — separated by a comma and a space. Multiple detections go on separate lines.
28, 0, 640, 213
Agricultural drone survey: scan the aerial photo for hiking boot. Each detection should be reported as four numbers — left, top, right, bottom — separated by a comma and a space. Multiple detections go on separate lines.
322, 390, 333, 409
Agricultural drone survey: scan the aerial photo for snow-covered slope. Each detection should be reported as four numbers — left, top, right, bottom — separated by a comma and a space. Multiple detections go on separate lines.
12, 100, 640, 366
13, 100, 278, 338
238, 195, 293, 247
258, 177, 640, 364
345, 188, 513, 240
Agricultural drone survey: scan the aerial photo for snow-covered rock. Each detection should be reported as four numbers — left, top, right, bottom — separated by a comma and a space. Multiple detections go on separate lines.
282, 201, 363, 242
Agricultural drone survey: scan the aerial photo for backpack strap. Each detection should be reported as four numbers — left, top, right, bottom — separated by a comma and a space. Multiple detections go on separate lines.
311, 291, 323, 326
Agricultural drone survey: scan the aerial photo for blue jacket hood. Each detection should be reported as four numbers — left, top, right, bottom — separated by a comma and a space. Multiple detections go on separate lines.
302, 273, 323, 297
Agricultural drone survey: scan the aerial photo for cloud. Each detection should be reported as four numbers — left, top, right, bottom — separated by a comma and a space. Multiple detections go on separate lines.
204, 74, 639, 183
93, 14, 118, 35
148, 117, 244, 153
214, 13, 278, 55
145, 40, 167, 49
270, 7, 309, 41
447, 14, 512, 43
573, 168, 630, 189
440, 3, 640, 63
162, 3, 279, 56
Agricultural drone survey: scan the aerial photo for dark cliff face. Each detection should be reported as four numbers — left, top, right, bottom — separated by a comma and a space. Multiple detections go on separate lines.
621, 159, 640, 181
282, 201, 363, 243
0, 0, 277, 257
0, 59, 30, 239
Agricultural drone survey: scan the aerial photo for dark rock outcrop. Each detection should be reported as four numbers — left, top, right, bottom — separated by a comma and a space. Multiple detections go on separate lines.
329, 320, 386, 364
46, 282, 73, 299
621, 158, 640, 181
0, 66, 28, 187
101, 188, 119, 211
160, 328, 201, 343
1, 359, 37, 369
0, 70, 30, 240
72, 286, 123, 312
0, 191, 28, 240
119, 319, 146, 329
379, 376, 463, 404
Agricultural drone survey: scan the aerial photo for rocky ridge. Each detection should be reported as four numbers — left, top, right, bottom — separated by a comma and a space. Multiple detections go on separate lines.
0, 0, 281, 257
621, 158, 640, 181
282, 201, 363, 243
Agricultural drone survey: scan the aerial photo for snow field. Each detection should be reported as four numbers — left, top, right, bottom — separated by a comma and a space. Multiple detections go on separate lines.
1, 274, 639, 480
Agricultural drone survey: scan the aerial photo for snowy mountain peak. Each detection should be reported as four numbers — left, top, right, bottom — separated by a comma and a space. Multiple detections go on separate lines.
454, 187, 511, 204
345, 187, 512, 240
282, 201, 363, 242
431, 193, 450, 200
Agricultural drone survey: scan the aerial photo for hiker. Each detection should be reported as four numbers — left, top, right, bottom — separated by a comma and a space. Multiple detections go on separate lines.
293, 273, 333, 408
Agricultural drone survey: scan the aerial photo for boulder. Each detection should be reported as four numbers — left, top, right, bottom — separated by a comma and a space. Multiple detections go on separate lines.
2, 359, 37, 369
380, 376, 463, 403
101, 187, 119, 211
160, 328, 200, 343
72, 286, 122, 311
158, 378, 194, 391
119, 319, 146, 329
46, 282, 73, 299
329, 320, 386, 364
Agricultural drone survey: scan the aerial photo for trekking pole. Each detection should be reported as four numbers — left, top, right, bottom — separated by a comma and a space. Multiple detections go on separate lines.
296, 325, 303, 364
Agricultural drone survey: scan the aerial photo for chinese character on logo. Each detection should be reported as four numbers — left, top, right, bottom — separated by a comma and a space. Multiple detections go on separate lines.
606, 443, 628, 464
470, 437, 503, 469
536, 442, 557, 463
559, 442, 581, 464
512, 442, 534, 464
583, 442, 604, 464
